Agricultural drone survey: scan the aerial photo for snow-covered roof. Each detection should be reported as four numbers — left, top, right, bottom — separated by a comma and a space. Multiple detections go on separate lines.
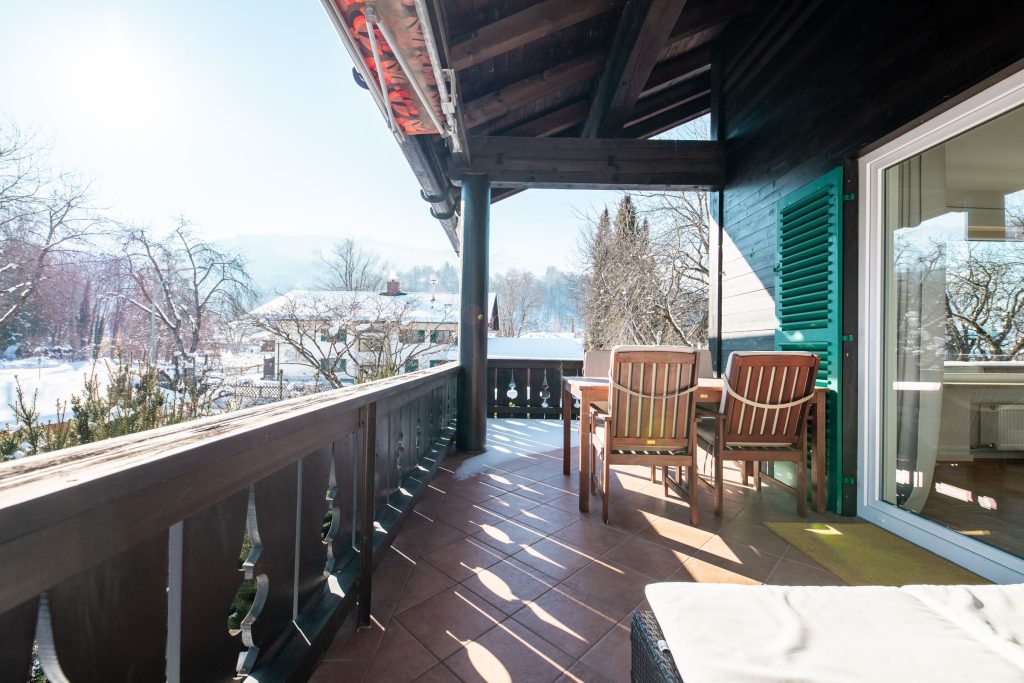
487, 336, 583, 360
251, 290, 497, 325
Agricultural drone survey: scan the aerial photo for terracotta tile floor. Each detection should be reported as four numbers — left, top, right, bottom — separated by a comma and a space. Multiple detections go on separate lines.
313, 419, 844, 683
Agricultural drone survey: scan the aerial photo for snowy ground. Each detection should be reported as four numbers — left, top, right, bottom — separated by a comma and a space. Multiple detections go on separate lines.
487, 335, 583, 360
0, 358, 115, 426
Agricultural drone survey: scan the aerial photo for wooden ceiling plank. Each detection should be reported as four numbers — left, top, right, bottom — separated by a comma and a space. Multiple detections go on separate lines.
450, 0, 617, 71
727, 0, 825, 95
621, 95, 711, 138
583, 0, 690, 138
462, 52, 605, 129
447, 136, 724, 190
667, 0, 758, 43
642, 44, 712, 97
495, 100, 591, 137
627, 74, 711, 126
491, 188, 526, 203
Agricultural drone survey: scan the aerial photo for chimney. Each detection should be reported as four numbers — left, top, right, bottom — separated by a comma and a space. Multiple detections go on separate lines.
385, 278, 401, 296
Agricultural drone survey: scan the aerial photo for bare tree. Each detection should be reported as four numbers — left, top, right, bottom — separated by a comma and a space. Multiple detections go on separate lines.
0, 124, 98, 337
945, 240, 1024, 360
116, 220, 255, 377
493, 269, 545, 337
317, 238, 387, 291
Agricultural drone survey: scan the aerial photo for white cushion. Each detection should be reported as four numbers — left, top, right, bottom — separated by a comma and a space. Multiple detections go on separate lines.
645, 582, 1024, 683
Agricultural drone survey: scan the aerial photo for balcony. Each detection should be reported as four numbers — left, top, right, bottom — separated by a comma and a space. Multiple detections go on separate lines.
0, 357, 847, 682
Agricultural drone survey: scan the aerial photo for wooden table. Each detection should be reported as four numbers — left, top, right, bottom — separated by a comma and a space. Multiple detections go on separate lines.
562, 376, 828, 514
561, 377, 608, 513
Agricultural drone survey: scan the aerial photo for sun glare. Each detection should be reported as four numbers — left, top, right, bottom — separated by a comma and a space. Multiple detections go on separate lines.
61, 16, 171, 133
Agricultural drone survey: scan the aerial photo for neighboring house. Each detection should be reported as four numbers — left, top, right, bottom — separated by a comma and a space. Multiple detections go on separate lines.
249, 279, 498, 383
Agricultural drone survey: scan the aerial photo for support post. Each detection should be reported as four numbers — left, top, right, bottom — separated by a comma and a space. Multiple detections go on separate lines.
357, 402, 376, 629
456, 173, 490, 453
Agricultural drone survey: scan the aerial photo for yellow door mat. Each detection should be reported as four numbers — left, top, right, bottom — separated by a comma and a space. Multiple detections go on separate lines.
765, 522, 990, 586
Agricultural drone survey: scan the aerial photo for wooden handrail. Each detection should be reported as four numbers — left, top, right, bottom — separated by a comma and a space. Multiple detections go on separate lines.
0, 364, 459, 681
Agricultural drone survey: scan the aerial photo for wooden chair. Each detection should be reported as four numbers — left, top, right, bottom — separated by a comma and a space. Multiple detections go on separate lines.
698, 351, 820, 517
589, 346, 702, 526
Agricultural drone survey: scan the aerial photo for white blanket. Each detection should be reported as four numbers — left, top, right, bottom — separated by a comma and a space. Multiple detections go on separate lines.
645, 583, 1024, 682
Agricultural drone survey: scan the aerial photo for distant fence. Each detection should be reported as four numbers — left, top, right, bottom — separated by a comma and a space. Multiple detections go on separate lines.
486, 358, 583, 420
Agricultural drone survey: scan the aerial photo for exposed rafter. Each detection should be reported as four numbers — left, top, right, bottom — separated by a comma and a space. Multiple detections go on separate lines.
463, 53, 605, 129
447, 136, 724, 190
449, 0, 616, 71
621, 95, 711, 138
627, 74, 711, 127
642, 44, 712, 97
582, 0, 689, 138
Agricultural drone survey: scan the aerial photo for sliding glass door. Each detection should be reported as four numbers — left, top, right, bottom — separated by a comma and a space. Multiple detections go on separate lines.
860, 70, 1024, 581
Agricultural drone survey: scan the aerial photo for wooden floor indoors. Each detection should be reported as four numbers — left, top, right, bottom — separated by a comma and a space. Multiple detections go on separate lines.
312, 418, 844, 683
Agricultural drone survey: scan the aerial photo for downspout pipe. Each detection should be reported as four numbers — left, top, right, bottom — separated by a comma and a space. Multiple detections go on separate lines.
401, 136, 460, 253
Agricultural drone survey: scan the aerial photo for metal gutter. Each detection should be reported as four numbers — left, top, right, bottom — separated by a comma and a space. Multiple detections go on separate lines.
318, 0, 461, 253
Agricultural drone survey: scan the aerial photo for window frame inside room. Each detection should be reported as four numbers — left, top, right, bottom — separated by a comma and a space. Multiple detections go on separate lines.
858, 66, 1024, 583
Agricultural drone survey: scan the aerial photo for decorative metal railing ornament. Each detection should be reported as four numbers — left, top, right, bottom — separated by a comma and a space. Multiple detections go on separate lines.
506, 375, 519, 405
539, 369, 551, 408
486, 359, 584, 419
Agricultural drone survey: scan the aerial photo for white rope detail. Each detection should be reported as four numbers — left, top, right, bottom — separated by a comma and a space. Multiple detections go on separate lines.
611, 380, 699, 400
723, 381, 815, 410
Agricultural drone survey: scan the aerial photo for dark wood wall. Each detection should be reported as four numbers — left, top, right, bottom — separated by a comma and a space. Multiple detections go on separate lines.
713, 0, 1024, 510
717, 0, 1024, 357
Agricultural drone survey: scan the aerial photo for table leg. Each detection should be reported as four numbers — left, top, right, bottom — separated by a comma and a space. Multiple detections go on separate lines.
562, 380, 571, 476
813, 391, 826, 514
579, 398, 590, 513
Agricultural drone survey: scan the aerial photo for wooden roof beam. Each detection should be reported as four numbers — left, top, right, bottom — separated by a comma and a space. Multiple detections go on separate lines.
642, 44, 712, 97
448, 136, 723, 190
621, 94, 711, 138
463, 52, 605, 130
627, 74, 711, 127
449, 0, 617, 71
583, 0, 690, 138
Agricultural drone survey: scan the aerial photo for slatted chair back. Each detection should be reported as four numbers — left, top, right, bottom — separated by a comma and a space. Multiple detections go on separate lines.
720, 351, 819, 446
607, 346, 700, 451
583, 349, 612, 378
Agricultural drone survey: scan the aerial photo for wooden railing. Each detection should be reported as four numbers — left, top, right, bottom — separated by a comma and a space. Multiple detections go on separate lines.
486, 358, 584, 420
0, 364, 458, 683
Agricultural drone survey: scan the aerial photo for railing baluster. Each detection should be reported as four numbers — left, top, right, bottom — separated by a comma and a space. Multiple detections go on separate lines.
245, 463, 299, 671
0, 596, 37, 682
295, 447, 333, 617
48, 531, 169, 680
358, 402, 377, 629
179, 488, 248, 682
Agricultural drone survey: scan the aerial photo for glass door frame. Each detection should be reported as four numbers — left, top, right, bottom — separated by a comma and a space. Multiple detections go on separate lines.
858, 66, 1024, 583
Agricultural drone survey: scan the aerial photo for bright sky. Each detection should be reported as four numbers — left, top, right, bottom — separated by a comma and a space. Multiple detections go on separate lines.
0, 0, 620, 274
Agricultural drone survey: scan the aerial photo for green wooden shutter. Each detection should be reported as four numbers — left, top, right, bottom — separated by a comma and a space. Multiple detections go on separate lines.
774, 167, 844, 513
